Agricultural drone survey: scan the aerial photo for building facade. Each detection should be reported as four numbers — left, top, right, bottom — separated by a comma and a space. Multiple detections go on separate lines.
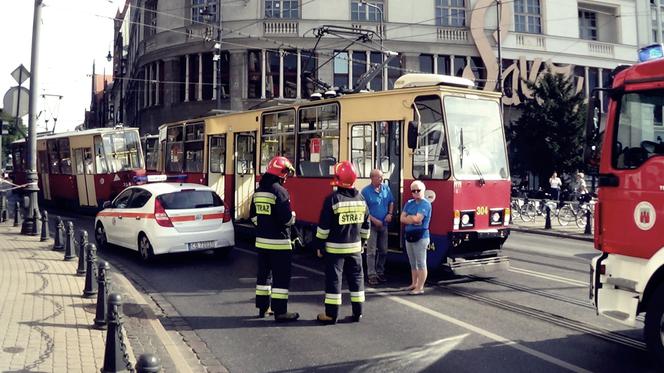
99, 0, 664, 135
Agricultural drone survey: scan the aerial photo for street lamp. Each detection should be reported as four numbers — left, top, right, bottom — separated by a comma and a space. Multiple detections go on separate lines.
359, 0, 384, 49
201, 2, 223, 110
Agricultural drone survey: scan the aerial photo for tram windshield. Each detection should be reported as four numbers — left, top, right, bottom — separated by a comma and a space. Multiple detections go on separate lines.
444, 96, 509, 180
102, 130, 144, 172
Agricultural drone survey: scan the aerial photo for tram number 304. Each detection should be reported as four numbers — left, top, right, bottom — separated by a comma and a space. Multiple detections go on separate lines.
476, 206, 489, 215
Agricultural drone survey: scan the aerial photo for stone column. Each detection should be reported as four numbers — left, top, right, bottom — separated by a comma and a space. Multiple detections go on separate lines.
229, 51, 246, 111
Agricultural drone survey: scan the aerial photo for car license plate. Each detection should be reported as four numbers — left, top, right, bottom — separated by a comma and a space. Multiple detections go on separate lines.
188, 240, 217, 250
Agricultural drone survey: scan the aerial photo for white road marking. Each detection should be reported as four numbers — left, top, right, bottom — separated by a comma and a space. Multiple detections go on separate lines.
235, 246, 592, 372
510, 266, 588, 287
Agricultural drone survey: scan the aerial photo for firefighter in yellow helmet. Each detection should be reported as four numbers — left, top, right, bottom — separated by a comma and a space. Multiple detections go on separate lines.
315, 161, 370, 324
250, 156, 299, 322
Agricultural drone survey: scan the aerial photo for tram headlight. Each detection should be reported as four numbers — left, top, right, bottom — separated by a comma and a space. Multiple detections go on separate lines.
489, 208, 505, 226
461, 214, 470, 225
459, 211, 475, 228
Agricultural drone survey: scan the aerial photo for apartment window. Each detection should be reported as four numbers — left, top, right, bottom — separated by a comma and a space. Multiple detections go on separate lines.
144, 0, 158, 37
351, 0, 384, 22
334, 52, 350, 90
579, 10, 597, 40
514, 0, 541, 34
265, 0, 299, 19
191, 0, 217, 24
420, 54, 434, 73
435, 0, 465, 27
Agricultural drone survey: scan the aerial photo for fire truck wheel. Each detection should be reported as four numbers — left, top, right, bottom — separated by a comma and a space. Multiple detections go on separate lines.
644, 283, 664, 368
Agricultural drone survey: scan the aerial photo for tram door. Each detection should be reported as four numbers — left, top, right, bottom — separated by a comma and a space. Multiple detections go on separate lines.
207, 135, 226, 198
376, 121, 402, 250
73, 147, 96, 207
233, 132, 256, 220
38, 150, 51, 201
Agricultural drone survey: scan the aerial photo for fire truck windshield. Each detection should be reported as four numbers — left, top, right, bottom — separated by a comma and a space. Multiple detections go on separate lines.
444, 96, 509, 180
613, 90, 664, 169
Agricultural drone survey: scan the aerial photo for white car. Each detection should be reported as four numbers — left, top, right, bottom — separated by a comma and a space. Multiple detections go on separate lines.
94, 182, 235, 261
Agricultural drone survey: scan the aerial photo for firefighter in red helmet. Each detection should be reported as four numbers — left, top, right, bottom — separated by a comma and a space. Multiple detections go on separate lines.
250, 156, 299, 322
315, 161, 370, 324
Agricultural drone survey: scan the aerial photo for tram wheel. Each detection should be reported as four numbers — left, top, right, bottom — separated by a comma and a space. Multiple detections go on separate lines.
95, 222, 108, 250
138, 233, 155, 262
645, 283, 664, 369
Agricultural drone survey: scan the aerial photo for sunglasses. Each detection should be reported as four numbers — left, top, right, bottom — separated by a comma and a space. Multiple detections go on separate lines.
411, 189, 421, 193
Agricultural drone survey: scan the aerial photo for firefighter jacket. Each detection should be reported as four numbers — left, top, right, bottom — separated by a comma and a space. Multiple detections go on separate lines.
315, 187, 370, 254
250, 174, 296, 250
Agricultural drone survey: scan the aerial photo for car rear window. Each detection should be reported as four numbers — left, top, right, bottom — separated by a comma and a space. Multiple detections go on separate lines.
158, 190, 223, 209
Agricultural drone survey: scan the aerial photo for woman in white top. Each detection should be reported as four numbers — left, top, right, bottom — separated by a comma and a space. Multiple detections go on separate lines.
549, 171, 562, 201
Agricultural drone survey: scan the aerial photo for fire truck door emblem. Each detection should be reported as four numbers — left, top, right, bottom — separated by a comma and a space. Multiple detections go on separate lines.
633, 201, 656, 231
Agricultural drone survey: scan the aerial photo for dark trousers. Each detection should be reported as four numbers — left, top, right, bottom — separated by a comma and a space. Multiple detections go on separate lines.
256, 249, 293, 315
324, 252, 364, 319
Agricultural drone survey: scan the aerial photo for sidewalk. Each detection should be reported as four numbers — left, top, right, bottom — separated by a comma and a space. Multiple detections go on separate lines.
509, 216, 594, 242
0, 221, 205, 372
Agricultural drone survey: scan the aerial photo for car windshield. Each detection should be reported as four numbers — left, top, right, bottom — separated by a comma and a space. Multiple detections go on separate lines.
158, 190, 223, 209
444, 96, 509, 180
613, 90, 664, 169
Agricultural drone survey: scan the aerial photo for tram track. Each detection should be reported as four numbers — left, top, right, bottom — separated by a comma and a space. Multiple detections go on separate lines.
435, 282, 647, 351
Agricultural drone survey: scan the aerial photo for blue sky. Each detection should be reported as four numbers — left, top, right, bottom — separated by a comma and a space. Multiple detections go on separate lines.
0, 1, 122, 132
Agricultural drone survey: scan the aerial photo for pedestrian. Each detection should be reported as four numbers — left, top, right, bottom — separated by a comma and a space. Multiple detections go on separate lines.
361, 169, 394, 286
315, 161, 370, 325
400, 180, 432, 295
549, 171, 562, 201
576, 172, 588, 195
250, 156, 300, 323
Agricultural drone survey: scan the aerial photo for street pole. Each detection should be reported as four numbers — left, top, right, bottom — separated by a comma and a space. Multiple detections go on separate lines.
216, 1, 223, 110
496, 0, 502, 95
22, 0, 43, 235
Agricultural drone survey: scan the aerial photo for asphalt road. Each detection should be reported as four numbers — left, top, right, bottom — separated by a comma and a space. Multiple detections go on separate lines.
48, 211, 657, 373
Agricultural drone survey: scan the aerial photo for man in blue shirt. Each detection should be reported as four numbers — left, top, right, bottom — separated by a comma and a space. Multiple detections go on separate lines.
361, 169, 394, 285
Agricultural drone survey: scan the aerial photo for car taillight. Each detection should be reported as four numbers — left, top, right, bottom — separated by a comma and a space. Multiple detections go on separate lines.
154, 198, 174, 227
222, 205, 231, 223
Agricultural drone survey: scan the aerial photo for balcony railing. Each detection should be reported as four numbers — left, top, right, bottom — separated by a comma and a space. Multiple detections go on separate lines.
587, 41, 614, 57
263, 20, 299, 36
436, 27, 468, 42
515, 33, 545, 49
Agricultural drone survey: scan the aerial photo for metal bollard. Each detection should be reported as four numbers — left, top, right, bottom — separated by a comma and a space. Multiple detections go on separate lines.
94, 260, 111, 330
13, 201, 20, 227
135, 354, 162, 373
544, 205, 552, 230
64, 221, 76, 261
40, 210, 49, 241
52, 217, 65, 251
82, 243, 98, 298
76, 230, 88, 276
0, 191, 7, 222
31, 209, 40, 236
584, 209, 592, 235
102, 293, 133, 373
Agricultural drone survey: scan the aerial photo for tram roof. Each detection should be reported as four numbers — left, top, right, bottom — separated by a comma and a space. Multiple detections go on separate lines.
11, 126, 140, 144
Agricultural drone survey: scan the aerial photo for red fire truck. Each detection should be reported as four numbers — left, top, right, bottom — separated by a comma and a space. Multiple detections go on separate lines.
587, 44, 664, 366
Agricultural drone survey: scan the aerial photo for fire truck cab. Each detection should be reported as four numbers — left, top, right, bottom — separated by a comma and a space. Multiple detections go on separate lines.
587, 44, 664, 366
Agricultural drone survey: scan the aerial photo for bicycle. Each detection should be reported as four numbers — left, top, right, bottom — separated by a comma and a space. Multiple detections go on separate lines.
519, 195, 558, 223
557, 195, 595, 228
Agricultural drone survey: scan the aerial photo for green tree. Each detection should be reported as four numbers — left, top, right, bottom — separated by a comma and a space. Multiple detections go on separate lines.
509, 67, 586, 187
0, 109, 27, 167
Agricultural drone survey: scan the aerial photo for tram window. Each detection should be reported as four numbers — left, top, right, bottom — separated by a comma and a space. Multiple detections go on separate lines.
209, 136, 226, 173
74, 149, 85, 175
47, 140, 60, 174
260, 110, 295, 173
145, 139, 159, 171
350, 124, 373, 178
58, 138, 73, 175
297, 104, 339, 177
94, 136, 109, 174
184, 123, 204, 172
166, 126, 184, 172
103, 131, 142, 172
185, 123, 204, 141
412, 95, 450, 180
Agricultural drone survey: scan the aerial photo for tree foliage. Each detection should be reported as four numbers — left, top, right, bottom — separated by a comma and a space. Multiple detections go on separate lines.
509, 68, 586, 185
0, 109, 27, 166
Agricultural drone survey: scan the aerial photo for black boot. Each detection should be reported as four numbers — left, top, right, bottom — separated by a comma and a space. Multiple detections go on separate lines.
258, 307, 274, 318
316, 313, 337, 325
275, 312, 300, 323
340, 314, 362, 323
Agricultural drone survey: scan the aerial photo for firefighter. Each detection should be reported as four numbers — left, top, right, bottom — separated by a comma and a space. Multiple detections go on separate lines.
315, 161, 370, 325
250, 156, 300, 323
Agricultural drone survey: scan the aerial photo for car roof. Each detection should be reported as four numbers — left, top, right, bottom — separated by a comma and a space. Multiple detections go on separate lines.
130, 182, 214, 195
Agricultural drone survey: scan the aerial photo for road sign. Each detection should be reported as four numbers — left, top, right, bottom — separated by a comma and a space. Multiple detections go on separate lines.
11, 65, 30, 85
3, 86, 30, 118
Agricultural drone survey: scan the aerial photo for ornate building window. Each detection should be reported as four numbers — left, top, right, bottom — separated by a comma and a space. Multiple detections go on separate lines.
435, 0, 465, 27
144, 0, 158, 38
191, 0, 217, 24
265, 0, 299, 19
514, 0, 541, 34
579, 10, 597, 40
351, 0, 384, 22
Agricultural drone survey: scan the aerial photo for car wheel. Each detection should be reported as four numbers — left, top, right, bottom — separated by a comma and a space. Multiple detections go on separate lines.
138, 233, 154, 262
95, 223, 108, 250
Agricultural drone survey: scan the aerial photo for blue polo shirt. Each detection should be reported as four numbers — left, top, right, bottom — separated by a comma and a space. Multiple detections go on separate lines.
361, 183, 394, 224
402, 198, 432, 239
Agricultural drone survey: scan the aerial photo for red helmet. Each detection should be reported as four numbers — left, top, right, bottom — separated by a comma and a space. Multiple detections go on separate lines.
331, 161, 358, 188
266, 156, 295, 179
